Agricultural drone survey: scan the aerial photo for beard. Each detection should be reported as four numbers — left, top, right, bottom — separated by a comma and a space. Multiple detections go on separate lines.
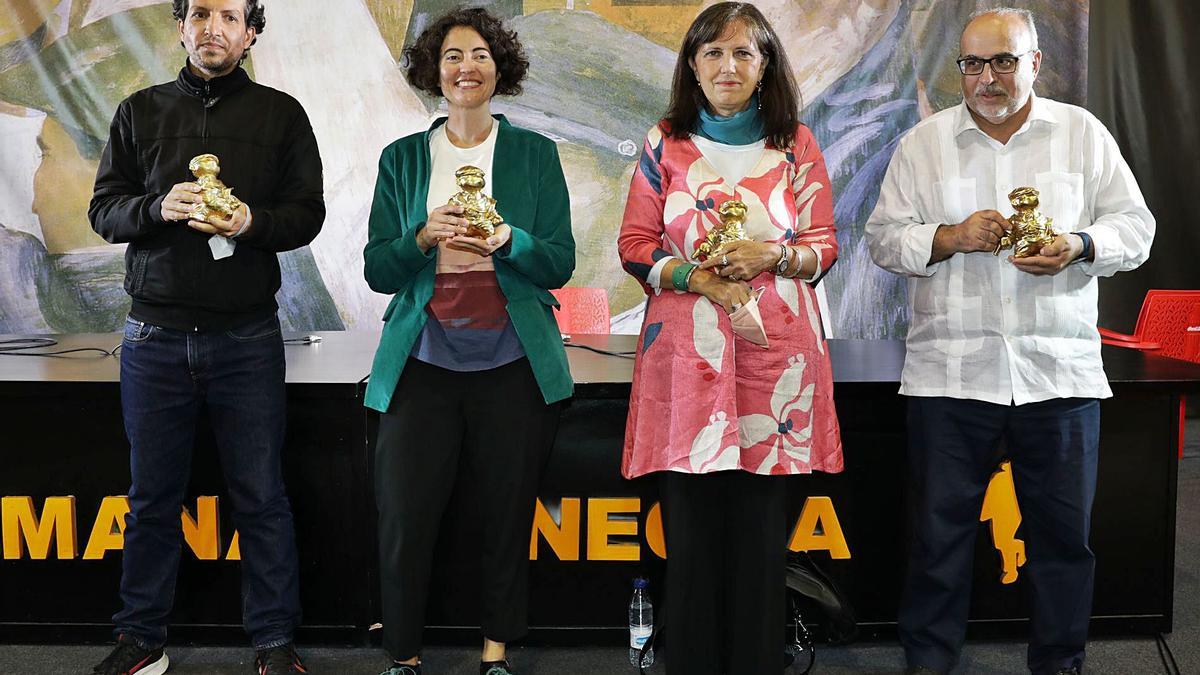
190, 43, 243, 75
967, 83, 1025, 123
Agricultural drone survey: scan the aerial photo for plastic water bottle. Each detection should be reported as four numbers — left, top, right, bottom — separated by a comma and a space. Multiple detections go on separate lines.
628, 577, 654, 667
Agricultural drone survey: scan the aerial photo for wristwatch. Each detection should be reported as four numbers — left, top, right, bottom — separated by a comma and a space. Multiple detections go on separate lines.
774, 244, 789, 274
1071, 231, 1094, 263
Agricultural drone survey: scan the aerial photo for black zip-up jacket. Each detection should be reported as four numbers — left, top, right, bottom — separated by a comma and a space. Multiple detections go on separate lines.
89, 65, 325, 331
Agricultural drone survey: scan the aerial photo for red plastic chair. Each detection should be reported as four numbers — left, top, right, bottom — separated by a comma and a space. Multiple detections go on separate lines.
1099, 290, 1200, 458
550, 287, 610, 334
1099, 290, 1200, 361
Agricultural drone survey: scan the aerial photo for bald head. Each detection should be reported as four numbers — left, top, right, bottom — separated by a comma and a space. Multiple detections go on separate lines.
961, 9, 1039, 56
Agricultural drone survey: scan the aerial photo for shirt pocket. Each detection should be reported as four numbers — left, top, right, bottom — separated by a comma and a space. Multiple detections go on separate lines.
934, 177, 978, 225
1034, 295, 1086, 341
911, 292, 986, 357
1034, 171, 1086, 233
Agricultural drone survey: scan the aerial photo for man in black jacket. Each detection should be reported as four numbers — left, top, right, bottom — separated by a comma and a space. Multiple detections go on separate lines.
88, 1, 322, 673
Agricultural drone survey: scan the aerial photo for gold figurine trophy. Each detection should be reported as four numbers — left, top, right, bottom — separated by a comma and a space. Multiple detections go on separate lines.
693, 199, 750, 261
994, 187, 1058, 258
187, 153, 241, 222
448, 165, 503, 239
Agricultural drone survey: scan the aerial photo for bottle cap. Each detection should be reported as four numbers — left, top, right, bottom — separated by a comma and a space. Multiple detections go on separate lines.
633, 577, 649, 589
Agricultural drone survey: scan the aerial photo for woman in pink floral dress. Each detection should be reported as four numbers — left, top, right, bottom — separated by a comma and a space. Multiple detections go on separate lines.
616, 3, 844, 673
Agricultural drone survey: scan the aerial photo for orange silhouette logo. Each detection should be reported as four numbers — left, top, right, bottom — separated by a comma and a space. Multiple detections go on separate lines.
980, 460, 1026, 584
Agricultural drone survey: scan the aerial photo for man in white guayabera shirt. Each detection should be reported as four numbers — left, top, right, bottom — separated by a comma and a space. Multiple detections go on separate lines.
865, 8, 1154, 675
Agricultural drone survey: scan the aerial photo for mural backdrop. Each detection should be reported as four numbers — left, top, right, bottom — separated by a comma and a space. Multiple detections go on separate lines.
0, 0, 1089, 337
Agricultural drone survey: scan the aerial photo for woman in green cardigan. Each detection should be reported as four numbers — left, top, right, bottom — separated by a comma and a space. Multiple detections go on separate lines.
363, 9, 574, 675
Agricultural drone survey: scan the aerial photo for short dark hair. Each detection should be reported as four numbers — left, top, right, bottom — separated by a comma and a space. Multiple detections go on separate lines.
402, 8, 528, 98
663, 2, 802, 150
172, 0, 267, 61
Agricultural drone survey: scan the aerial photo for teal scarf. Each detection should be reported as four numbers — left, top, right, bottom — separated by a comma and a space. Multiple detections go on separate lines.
695, 94, 765, 145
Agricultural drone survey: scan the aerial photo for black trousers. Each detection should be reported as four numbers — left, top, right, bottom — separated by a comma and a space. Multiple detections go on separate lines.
660, 470, 789, 675
375, 357, 560, 661
900, 396, 1100, 675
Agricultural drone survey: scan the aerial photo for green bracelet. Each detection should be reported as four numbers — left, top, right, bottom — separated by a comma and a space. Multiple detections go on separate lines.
684, 264, 698, 289
672, 262, 697, 291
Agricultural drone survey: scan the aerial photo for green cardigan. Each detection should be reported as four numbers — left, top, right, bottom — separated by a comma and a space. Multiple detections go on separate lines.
363, 115, 576, 412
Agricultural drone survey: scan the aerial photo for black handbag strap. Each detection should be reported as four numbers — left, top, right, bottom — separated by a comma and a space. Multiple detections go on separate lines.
787, 594, 816, 674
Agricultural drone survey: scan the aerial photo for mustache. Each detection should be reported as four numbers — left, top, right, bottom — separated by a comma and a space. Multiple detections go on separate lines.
974, 84, 1009, 97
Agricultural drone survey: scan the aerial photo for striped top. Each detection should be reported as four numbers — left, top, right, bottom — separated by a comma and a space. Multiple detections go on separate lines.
409, 121, 525, 371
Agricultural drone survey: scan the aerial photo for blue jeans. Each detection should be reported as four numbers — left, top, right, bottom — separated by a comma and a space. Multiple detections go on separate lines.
900, 396, 1100, 675
114, 314, 301, 650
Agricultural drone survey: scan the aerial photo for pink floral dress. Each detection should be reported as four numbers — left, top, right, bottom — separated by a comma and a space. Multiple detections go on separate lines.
617, 123, 844, 478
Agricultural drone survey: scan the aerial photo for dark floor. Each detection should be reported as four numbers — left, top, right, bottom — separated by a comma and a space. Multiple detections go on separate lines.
5, 420, 1196, 675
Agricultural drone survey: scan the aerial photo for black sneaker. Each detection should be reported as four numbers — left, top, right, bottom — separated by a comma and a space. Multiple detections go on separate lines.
92, 635, 169, 675
255, 643, 307, 674
481, 660, 515, 675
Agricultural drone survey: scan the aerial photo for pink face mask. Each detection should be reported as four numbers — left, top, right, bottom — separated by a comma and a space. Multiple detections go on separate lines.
729, 287, 768, 348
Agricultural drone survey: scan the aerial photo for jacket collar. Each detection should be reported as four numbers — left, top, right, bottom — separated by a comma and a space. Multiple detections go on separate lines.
175, 62, 251, 100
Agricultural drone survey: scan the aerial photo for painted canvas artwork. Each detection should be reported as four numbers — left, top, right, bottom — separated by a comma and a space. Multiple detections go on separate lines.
0, 0, 1088, 337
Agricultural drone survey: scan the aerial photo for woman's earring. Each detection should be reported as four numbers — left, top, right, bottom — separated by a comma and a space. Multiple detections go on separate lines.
757, 80, 763, 109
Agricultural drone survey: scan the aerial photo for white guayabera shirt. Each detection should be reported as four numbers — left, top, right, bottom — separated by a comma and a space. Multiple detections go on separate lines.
865, 94, 1155, 405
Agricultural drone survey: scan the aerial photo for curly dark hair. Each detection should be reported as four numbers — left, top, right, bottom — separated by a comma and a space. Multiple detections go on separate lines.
402, 8, 528, 98
172, 0, 267, 62
664, 2, 802, 150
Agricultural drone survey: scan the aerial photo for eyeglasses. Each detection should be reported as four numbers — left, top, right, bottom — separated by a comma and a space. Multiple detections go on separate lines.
956, 51, 1033, 76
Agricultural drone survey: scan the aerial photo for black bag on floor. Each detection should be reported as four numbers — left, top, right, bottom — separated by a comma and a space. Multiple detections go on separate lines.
636, 551, 857, 673
785, 550, 858, 645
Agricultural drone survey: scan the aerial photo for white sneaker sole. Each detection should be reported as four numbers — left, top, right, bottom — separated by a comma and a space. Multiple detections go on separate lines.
137, 652, 169, 675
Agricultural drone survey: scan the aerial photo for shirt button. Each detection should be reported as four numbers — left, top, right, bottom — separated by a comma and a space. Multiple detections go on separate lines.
1003, 297, 1013, 305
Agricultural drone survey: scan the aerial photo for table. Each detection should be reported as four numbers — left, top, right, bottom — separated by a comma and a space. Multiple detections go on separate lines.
1, 332, 1197, 642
